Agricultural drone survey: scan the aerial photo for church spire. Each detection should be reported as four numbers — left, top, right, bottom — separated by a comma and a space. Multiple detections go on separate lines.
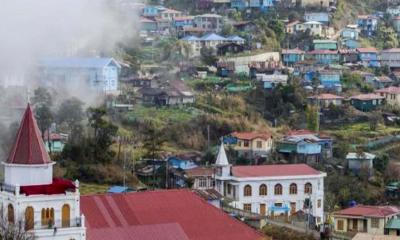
6, 104, 51, 165
215, 142, 229, 166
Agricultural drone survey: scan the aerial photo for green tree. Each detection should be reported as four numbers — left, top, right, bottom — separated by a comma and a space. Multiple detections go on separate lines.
200, 47, 218, 66
374, 154, 389, 173
141, 121, 166, 160
57, 98, 84, 128
31, 87, 52, 107
306, 105, 318, 131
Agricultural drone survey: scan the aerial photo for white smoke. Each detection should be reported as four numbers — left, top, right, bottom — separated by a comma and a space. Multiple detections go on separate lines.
0, 0, 140, 87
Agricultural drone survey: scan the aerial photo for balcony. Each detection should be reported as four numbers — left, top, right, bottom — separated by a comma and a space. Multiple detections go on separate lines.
24, 217, 84, 231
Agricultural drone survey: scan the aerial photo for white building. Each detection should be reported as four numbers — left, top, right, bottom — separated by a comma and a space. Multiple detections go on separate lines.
214, 143, 326, 224
1, 104, 86, 239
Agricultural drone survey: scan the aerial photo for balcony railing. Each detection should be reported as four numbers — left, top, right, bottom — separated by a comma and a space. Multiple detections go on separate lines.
1, 183, 17, 194
23, 217, 84, 231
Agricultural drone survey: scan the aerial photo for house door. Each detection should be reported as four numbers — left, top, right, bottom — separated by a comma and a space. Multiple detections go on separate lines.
290, 202, 296, 215
352, 219, 358, 231
25, 206, 34, 231
260, 204, 266, 216
62, 204, 70, 227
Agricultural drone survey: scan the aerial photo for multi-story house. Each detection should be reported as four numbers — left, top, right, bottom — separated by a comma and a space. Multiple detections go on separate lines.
282, 48, 306, 66
357, 48, 379, 67
1, 105, 86, 239
173, 16, 194, 30
357, 15, 379, 36
380, 48, 400, 69
214, 143, 326, 225
333, 205, 400, 235
227, 131, 274, 158
317, 70, 342, 89
376, 86, 400, 106
392, 16, 400, 33
193, 14, 224, 33
307, 50, 340, 65
39, 57, 120, 92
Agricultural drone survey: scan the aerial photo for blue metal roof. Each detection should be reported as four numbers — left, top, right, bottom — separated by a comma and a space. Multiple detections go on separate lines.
181, 35, 200, 41
200, 33, 227, 41
107, 186, 130, 193
227, 35, 245, 41
40, 57, 121, 69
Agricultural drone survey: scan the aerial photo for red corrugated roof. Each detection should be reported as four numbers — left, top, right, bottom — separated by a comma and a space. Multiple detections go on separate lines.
287, 129, 315, 136
334, 205, 400, 218
7, 104, 51, 165
231, 131, 272, 140
356, 48, 377, 53
232, 164, 321, 178
376, 86, 400, 94
81, 190, 264, 240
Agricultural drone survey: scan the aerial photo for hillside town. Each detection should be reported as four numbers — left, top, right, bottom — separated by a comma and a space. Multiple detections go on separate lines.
4, 0, 400, 240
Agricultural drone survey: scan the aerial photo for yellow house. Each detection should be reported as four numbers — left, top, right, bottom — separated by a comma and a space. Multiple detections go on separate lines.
230, 132, 273, 158
333, 205, 400, 236
376, 87, 400, 107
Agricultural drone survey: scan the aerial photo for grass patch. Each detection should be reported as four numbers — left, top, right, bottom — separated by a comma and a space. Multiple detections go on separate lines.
80, 182, 109, 195
125, 106, 199, 126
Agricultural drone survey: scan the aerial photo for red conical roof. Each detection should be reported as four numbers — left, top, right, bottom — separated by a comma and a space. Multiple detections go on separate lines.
6, 104, 51, 165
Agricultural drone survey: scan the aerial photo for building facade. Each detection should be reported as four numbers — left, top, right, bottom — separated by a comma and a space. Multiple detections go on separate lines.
1, 105, 86, 240
214, 143, 326, 225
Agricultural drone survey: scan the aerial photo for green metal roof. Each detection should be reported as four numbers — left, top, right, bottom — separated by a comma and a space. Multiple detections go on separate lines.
385, 218, 400, 230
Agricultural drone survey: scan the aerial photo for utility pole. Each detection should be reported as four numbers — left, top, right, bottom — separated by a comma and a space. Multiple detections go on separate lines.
123, 147, 127, 189
207, 125, 210, 151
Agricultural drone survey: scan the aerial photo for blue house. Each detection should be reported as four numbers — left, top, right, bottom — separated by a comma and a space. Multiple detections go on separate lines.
39, 57, 121, 92
308, 50, 340, 65
168, 157, 198, 170
276, 130, 333, 164
282, 48, 305, 66
317, 70, 341, 89
341, 25, 359, 40
342, 39, 360, 49
357, 48, 379, 67
142, 6, 164, 17
357, 15, 378, 36
231, 0, 247, 9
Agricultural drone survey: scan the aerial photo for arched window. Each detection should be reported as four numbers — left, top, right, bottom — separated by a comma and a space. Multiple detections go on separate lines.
41, 208, 55, 226
305, 183, 313, 194
62, 204, 71, 228
274, 184, 282, 195
259, 184, 267, 196
289, 183, 298, 195
25, 206, 34, 230
7, 204, 14, 224
244, 185, 252, 197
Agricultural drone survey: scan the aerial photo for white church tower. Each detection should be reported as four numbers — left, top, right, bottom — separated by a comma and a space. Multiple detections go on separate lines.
0, 104, 86, 239
214, 142, 231, 195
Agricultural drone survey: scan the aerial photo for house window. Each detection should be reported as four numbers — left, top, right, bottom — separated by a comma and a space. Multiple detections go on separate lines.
41, 208, 55, 227
317, 199, 322, 208
289, 183, 297, 195
244, 185, 252, 196
243, 204, 252, 212
274, 203, 283, 207
274, 184, 282, 195
62, 204, 71, 228
199, 177, 207, 188
371, 218, 380, 228
227, 184, 232, 194
244, 140, 250, 147
25, 206, 34, 231
237, 141, 242, 147
8, 204, 14, 224
259, 184, 267, 196
256, 141, 262, 148
305, 183, 313, 194
337, 220, 344, 231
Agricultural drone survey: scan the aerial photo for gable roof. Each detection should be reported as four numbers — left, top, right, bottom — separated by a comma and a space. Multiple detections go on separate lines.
356, 48, 377, 53
81, 190, 264, 240
231, 131, 272, 140
227, 35, 245, 41
350, 93, 384, 101
40, 57, 121, 69
334, 205, 400, 218
282, 48, 305, 54
231, 164, 322, 178
181, 35, 200, 41
7, 104, 52, 165
200, 33, 227, 41
376, 86, 400, 94
308, 93, 344, 100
